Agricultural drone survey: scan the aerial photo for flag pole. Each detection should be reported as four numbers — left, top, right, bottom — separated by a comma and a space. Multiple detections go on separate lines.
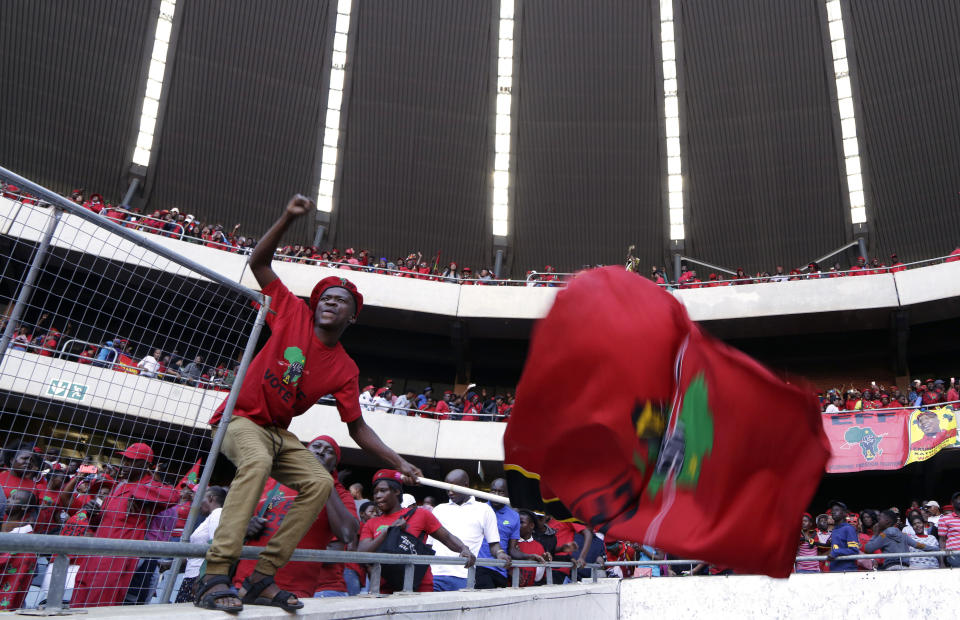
416, 476, 509, 505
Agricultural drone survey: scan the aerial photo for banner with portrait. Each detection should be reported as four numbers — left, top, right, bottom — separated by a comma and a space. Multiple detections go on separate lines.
823, 410, 910, 473
905, 407, 958, 465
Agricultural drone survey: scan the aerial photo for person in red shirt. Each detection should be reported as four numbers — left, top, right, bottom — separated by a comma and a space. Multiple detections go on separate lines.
0, 490, 41, 611
170, 484, 195, 540
235, 435, 358, 600
516, 510, 548, 586
77, 347, 96, 364
849, 255, 867, 275
71, 443, 179, 608
82, 193, 104, 214
198, 195, 422, 613
0, 445, 46, 501
37, 327, 59, 357
547, 518, 594, 580
887, 253, 905, 273
358, 469, 474, 594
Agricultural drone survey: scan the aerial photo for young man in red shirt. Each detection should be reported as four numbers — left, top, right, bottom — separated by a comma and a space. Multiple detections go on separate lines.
197, 195, 422, 613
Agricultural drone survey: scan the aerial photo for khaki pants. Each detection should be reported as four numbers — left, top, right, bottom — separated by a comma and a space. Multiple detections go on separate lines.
205, 416, 333, 577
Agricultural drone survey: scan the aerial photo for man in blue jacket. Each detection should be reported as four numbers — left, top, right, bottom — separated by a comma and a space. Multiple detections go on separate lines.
828, 500, 860, 572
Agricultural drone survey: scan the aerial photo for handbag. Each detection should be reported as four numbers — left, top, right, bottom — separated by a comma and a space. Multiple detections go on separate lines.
378, 507, 435, 591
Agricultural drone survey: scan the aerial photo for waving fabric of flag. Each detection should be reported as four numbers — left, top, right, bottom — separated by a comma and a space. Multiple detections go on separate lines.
503, 267, 829, 578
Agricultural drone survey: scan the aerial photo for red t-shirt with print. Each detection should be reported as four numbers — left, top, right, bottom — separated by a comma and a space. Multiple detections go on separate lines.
209, 278, 362, 429
235, 478, 356, 598
360, 508, 442, 593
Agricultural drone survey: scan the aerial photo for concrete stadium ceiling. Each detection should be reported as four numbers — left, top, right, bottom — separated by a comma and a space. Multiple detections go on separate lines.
2, 0, 959, 276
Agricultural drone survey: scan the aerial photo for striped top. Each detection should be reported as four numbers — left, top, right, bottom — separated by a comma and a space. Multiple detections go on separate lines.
938, 513, 960, 551
795, 537, 820, 572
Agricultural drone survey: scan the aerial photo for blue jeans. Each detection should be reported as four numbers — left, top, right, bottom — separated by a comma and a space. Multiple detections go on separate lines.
432, 575, 468, 592
343, 568, 363, 595
314, 590, 349, 598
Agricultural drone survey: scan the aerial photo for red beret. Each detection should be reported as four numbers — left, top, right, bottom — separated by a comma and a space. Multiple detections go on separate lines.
119, 442, 154, 463
309, 276, 363, 318
373, 469, 403, 487
310, 435, 341, 462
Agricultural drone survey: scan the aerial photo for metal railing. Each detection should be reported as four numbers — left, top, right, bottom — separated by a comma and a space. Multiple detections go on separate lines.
0, 532, 956, 612
0, 166, 269, 610
0, 533, 603, 612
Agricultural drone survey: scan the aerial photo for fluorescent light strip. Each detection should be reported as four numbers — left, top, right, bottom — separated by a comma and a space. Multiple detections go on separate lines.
491, 0, 514, 237
825, 0, 866, 224
661, 0, 684, 240
317, 0, 353, 213
132, 0, 177, 166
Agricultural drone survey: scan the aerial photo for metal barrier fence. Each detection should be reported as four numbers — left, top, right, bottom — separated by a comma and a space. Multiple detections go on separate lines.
0, 167, 268, 610
0, 531, 956, 613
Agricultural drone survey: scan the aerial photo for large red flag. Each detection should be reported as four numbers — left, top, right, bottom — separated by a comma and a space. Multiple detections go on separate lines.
503, 267, 829, 578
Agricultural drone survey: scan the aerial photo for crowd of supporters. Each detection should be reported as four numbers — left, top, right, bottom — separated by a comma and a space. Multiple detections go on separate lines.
796, 496, 960, 573
3, 434, 960, 610
819, 378, 959, 412
3, 314, 238, 392
655, 250, 960, 288
8, 312, 960, 423
357, 384, 512, 421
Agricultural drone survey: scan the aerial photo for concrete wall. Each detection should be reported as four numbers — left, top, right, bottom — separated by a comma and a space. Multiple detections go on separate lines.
620, 567, 955, 620
6, 196, 960, 323
0, 581, 620, 620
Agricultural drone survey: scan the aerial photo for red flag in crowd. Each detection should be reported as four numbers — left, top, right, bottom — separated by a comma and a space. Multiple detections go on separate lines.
176, 459, 201, 491
503, 266, 830, 578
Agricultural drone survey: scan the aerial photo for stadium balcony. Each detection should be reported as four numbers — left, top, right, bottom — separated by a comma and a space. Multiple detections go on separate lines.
4, 192, 960, 472
5, 194, 960, 342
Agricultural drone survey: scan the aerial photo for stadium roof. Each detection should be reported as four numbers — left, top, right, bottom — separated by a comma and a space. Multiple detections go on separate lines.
2, 0, 959, 276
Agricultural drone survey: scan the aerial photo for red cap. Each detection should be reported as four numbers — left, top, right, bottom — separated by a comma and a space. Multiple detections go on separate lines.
373, 469, 403, 487
309, 276, 363, 319
119, 442, 155, 463
363, 384, 375, 392
376, 387, 388, 397
310, 435, 341, 462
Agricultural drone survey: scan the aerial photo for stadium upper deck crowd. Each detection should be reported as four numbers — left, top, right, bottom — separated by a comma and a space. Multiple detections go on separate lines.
5, 310, 960, 423
5, 182, 959, 285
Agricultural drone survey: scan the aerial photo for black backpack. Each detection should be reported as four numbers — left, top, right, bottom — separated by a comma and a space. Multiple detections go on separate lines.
379, 507, 435, 591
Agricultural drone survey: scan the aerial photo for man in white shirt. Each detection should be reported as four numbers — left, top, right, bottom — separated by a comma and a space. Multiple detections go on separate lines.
428, 469, 510, 591
392, 390, 415, 416
137, 349, 162, 378
372, 388, 393, 413
923, 500, 942, 526
824, 394, 841, 414
358, 385, 375, 411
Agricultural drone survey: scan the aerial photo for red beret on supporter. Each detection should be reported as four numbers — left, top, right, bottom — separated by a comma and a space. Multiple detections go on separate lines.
373, 469, 403, 489
310, 435, 341, 462
119, 442, 154, 463
309, 276, 363, 319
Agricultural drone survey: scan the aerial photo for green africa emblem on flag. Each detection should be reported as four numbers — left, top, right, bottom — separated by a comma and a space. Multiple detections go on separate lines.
641, 372, 715, 498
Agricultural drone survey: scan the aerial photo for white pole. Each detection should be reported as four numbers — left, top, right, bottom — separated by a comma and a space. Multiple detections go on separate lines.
416, 476, 510, 505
